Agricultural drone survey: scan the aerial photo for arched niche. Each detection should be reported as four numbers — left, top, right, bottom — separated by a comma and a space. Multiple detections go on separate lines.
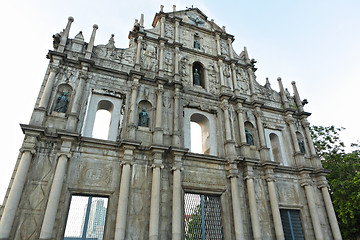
183, 108, 217, 155
265, 129, 288, 166
192, 62, 205, 88
82, 92, 123, 141
296, 131, 306, 154
244, 121, 258, 146
52, 83, 73, 114
138, 100, 153, 128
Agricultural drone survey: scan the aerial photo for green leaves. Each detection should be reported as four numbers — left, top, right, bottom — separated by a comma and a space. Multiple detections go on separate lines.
311, 125, 360, 240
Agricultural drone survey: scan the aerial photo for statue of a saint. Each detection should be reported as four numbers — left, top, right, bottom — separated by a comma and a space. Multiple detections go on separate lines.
245, 129, 254, 145
193, 68, 201, 86
138, 108, 150, 127
54, 92, 69, 113
194, 39, 200, 49
297, 138, 305, 154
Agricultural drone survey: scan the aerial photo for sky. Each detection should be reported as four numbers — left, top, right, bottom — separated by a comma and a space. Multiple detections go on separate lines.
0, 0, 359, 202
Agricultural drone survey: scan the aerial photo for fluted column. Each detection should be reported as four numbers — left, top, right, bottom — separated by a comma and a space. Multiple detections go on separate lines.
236, 103, 247, 145
218, 59, 225, 86
171, 150, 183, 240
39, 65, 59, 109
154, 84, 164, 144
244, 165, 261, 240
149, 150, 163, 240
174, 47, 180, 75
253, 107, 266, 148
228, 38, 234, 58
172, 87, 180, 146
247, 68, 256, 99
114, 162, 132, 240
158, 42, 165, 76
320, 186, 342, 239
40, 153, 70, 239
302, 175, 324, 240
174, 20, 180, 43
0, 148, 35, 238
215, 34, 221, 55
264, 167, 285, 240
128, 79, 139, 139
160, 16, 165, 38
221, 99, 236, 158
66, 69, 88, 131
135, 36, 143, 66
231, 63, 238, 93
301, 118, 317, 157
227, 163, 245, 240
285, 115, 301, 154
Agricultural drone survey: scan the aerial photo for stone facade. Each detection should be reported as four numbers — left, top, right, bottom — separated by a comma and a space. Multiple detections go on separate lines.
0, 6, 342, 240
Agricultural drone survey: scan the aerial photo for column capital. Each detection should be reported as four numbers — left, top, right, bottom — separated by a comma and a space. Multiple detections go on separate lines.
253, 108, 263, 118
19, 147, 36, 155
301, 118, 310, 128
151, 163, 164, 169
221, 99, 229, 111
50, 65, 60, 73
56, 152, 71, 159
285, 115, 295, 125
120, 161, 134, 166
244, 175, 255, 181
171, 166, 184, 172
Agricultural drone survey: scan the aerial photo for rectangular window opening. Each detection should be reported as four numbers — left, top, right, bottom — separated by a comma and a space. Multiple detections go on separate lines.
280, 209, 305, 240
64, 195, 108, 240
184, 193, 223, 240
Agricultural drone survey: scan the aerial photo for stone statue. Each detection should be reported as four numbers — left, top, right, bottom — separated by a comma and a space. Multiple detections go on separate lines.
245, 129, 254, 145
193, 68, 201, 85
138, 108, 150, 127
298, 138, 305, 154
54, 91, 69, 113
194, 39, 200, 49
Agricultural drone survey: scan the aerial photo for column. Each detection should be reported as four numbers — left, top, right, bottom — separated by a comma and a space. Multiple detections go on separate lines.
171, 166, 182, 240
301, 176, 324, 240
301, 119, 317, 157
247, 68, 256, 99
236, 103, 247, 145
39, 65, 59, 109
231, 63, 239, 93
135, 36, 143, 65
40, 153, 70, 239
228, 38, 234, 59
174, 47, 179, 75
244, 165, 261, 240
319, 184, 342, 240
149, 150, 163, 240
128, 79, 139, 139
227, 163, 245, 240
0, 149, 34, 238
215, 34, 221, 55
218, 59, 225, 86
222, 99, 236, 158
160, 16, 165, 38
172, 87, 180, 146
253, 107, 266, 148
158, 42, 165, 76
114, 163, 132, 240
154, 84, 164, 144
285, 115, 301, 153
264, 167, 285, 240
66, 69, 88, 131
174, 20, 180, 43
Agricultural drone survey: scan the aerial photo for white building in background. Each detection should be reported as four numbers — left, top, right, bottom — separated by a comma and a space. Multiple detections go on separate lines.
0, 5, 342, 240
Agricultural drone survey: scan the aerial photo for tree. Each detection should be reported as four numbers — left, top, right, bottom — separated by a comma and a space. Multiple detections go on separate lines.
310, 126, 360, 240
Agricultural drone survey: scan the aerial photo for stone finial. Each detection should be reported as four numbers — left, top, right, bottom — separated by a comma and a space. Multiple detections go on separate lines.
68, 16, 74, 22
93, 24, 98, 29
85, 23, 99, 59
160, 5, 164, 12
140, 14, 144, 27
173, 5, 176, 12
57, 16, 74, 53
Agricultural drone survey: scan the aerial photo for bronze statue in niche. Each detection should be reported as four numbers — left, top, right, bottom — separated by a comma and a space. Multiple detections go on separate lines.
54, 91, 69, 113
138, 108, 150, 127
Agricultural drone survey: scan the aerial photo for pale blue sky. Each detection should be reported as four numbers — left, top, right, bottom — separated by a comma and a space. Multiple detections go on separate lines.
0, 1, 359, 201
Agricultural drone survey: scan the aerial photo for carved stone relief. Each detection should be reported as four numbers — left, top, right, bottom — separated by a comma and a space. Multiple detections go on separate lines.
220, 40, 228, 56
164, 50, 173, 73
164, 23, 174, 39
180, 56, 191, 85
142, 43, 158, 71
236, 67, 250, 94
208, 63, 219, 94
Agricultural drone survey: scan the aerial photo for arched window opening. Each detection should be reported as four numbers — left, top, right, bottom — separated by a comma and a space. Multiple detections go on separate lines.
91, 100, 113, 140
192, 62, 205, 87
270, 133, 283, 164
190, 113, 210, 154
296, 132, 306, 154
92, 110, 111, 139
